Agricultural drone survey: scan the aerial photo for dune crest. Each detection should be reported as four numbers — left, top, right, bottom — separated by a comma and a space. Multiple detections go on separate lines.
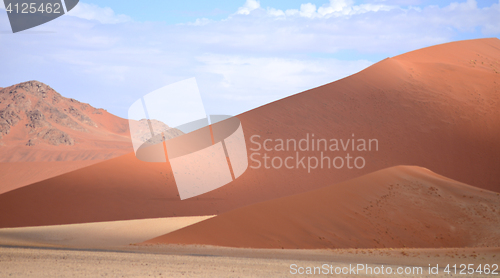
236, 38, 500, 193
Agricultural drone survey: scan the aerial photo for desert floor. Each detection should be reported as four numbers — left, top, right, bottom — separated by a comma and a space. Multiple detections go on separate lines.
0, 216, 499, 277
1, 245, 499, 278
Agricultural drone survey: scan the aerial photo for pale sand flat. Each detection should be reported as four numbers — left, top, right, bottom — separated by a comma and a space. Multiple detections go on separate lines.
1, 246, 499, 278
0, 216, 214, 248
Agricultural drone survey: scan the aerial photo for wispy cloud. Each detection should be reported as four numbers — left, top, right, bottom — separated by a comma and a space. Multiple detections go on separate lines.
270, 0, 396, 19
67, 3, 131, 24
236, 0, 261, 15
0, 0, 498, 118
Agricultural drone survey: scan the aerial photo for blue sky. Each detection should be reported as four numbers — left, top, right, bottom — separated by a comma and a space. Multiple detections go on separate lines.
80, 0, 500, 23
0, 0, 499, 118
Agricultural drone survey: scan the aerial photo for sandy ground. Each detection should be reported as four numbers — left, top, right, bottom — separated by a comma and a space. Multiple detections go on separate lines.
0, 216, 214, 248
0, 245, 498, 277
1, 215, 497, 277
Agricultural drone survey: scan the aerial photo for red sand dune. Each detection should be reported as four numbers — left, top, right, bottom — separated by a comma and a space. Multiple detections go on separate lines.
144, 166, 500, 249
0, 38, 499, 228
0, 161, 101, 195
235, 37, 500, 193
0, 151, 328, 228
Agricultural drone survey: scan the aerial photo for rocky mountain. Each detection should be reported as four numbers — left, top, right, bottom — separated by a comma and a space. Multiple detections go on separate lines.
1, 81, 98, 145
0, 81, 133, 162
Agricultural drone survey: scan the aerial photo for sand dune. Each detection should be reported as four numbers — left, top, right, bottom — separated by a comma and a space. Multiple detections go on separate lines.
0, 151, 296, 228
144, 166, 500, 249
0, 216, 213, 248
0, 153, 177, 228
0, 160, 101, 194
1, 38, 499, 229
235, 38, 500, 193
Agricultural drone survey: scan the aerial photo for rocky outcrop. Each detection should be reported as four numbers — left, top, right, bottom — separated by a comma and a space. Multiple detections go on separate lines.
130, 119, 184, 145
35, 102, 87, 132
37, 128, 74, 146
0, 105, 22, 139
0, 81, 100, 146
67, 106, 97, 127
12, 92, 32, 111
17, 80, 51, 99
26, 109, 50, 130
0, 122, 9, 139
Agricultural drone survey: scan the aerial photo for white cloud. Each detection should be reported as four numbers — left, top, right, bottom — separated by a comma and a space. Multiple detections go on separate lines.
318, 0, 396, 17
364, 0, 423, 4
236, 0, 261, 15
285, 9, 300, 16
1, 0, 499, 118
445, 0, 477, 11
232, 0, 396, 18
317, 0, 353, 16
185, 18, 213, 26
299, 3, 318, 18
267, 7, 286, 17
67, 3, 131, 24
